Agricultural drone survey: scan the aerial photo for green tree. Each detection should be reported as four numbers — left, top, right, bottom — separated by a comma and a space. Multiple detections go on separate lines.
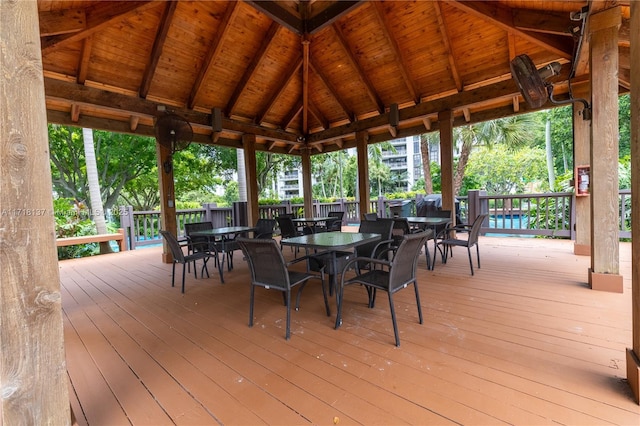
466, 146, 548, 194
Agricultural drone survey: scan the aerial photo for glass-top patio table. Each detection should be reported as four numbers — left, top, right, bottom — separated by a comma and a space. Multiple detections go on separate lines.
280, 231, 381, 294
401, 216, 452, 270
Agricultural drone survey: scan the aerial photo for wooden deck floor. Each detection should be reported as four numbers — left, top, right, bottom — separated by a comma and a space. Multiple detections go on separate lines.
60, 236, 639, 425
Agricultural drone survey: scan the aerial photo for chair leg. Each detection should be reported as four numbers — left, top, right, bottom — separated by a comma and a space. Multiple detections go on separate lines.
335, 283, 345, 329
413, 282, 423, 324
467, 246, 474, 276
285, 290, 291, 340
387, 292, 400, 347
181, 263, 187, 293
424, 242, 431, 270
171, 262, 176, 287
249, 285, 255, 327
320, 274, 331, 317
476, 244, 481, 269
200, 257, 210, 279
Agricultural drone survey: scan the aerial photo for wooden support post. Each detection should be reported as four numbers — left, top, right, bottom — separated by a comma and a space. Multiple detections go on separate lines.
1, 0, 70, 422
243, 134, 259, 226
301, 147, 313, 217
356, 131, 370, 220
157, 139, 176, 263
573, 84, 592, 255
627, 0, 640, 405
588, 6, 623, 292
438, 110, 456, 224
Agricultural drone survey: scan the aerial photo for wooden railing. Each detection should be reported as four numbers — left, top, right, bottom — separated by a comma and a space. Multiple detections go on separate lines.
117, 190, 632, 250
56, 228, 127, 251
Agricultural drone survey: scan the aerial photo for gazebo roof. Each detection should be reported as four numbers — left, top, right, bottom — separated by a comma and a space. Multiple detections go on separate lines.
38, 0, 631, 155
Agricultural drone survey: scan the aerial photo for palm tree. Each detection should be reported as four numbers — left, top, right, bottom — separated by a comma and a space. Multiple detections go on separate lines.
419, 132, 439, 194
82, 128, 112, 254
453, 115, 536, 195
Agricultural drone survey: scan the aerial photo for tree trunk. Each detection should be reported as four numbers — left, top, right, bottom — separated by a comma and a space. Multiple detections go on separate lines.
83, 128, 113, 254
453, 142, 472, 195
420, 134, 434, 194
237, 148, 247, 202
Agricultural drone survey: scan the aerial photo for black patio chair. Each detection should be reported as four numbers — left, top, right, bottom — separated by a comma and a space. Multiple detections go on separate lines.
236, 237, 330, 340
254, 218, 277, 239
276, 216, 303, 255
159, 230, 216, 294
436, 214, 488, 275
363, 213, 378, 221
335, 230, 430, 346
184, 222, 224, 278
324, 211, 345, 232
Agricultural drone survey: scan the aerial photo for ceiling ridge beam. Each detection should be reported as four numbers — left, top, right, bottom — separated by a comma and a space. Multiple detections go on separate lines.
188, 1, 240, 109
307, 1, 363, 35
332, 21, 385, 115
140, 1, 177, 99
226, 22, 282, 116
371, 2, 419, 104
245, 1, 303, 34
446, 0, 574, 59
41, 1, 156, 53
255, 54, 303, 125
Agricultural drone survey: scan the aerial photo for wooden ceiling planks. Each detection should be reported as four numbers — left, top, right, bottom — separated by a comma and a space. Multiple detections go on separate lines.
37, 0, 632, 156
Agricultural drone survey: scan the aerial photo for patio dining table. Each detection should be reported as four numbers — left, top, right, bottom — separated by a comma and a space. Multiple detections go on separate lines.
280, 231, 381, 295
401, 216, 452, 270
191, 226, 256, 281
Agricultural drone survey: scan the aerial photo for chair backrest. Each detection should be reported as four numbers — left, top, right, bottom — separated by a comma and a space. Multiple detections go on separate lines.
363, 213, 378, 221
276, 216, 298, 239
356, 218, 394, 258
388, 231, 430, 291
255, 218, 277, 239
159, 230, 185, 263
392, 218, 410, 237
328, 211, 344, 220
326, 211, 344, 231
237, 237, 290, 290
467, 214, 488, 246
184, 221, 213, 251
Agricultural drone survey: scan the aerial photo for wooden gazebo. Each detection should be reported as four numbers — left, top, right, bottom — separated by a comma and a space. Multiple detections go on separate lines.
1, 0, 638, 422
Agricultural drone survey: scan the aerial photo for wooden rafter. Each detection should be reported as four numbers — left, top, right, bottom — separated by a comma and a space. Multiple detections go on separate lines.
371, 2, 419, 104
282, 99, 303, 130
226, 22, 282, 116
302, 38, 310, 133
332, 22, 384, 114
512, 8, 575, 36
306, 1, 363, 34
447, 0, 574, 60
309, 59, 353, 122
187, 1, 240, 109
245, 0, 302, 34
40, 1, 156, 53
77, 35, 92, 84
507, 33, 520, 112
255, 55, 303, 125
307, 102, 328, 130
39, 8, 86, 36
140, 1, 177, 99
434, 1, 462, 93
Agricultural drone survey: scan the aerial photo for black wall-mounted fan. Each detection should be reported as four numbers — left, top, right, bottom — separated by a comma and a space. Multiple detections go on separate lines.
154, 112, 193, 173
510, 54, 591, 120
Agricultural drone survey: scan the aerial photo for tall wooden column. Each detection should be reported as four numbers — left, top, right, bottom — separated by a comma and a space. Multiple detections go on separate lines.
242, 134, 259, 226
1, 0, 70, 422
438, 110, 456, 223
626, 0, 640, 405
573, 85, 592, 255
588, 6, 623, 292
356, 131, 370, 219
157, 140, 176, 263
301, 147, 313, 217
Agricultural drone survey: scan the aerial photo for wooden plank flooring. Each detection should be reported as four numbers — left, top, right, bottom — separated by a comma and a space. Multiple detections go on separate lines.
60, 236, 640, 425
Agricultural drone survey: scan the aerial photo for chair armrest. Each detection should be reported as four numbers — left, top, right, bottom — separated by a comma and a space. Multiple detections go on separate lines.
340, 256, 392, 275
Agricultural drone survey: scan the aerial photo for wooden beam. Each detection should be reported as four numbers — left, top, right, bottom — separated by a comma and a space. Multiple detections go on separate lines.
44, 77, 300, 143
447, 0, 574, 59
70, 103, 80, 122
243, 134, 259, 226
512, 8, 575, 36
309, 59, 353, 122
140, 1, 177, 99
371, 2, 419, 104
39, 8, 86, 36
1, 0, 70, 422
588, 5, 622, 292
255, 54, 302, 125
628, 0, 640, 405
302, 38, 310, 133
306, 1, 362, 34
434, 1, 463, 92
226, 22, 281, 116
187, 2, 239, 109
77, 35, 92, 84
307, 102, 329, 130
301, 147, 313, 216
306, 78, 522, 143
245, 1, 303, 34
332, 22, 384, 114
439, 110, 456, 223
356, 130, 370, 219
41, 1, 156, 53
282, 99, 303, 131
